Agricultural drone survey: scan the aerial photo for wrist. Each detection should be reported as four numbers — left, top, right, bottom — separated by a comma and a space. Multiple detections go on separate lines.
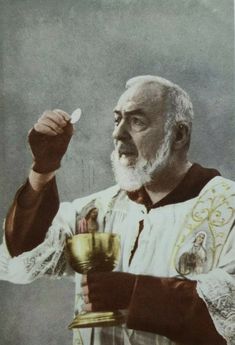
29, 169, 56, 192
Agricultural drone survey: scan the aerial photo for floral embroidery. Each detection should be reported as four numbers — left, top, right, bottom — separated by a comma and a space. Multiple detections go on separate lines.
172, 179, 235, 275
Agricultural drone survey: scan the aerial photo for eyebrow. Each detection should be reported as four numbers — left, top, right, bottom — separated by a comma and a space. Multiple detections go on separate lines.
113, 108, 145, 116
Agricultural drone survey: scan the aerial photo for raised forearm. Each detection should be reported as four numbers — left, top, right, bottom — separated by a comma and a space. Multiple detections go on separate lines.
5, 109, 74, 257
5, 171, 59, 257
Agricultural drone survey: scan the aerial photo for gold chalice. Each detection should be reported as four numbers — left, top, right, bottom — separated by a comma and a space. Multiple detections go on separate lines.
66, 232, 124, 329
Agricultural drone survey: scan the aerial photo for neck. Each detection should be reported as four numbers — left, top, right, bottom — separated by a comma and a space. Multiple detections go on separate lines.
144, 159, 192, 204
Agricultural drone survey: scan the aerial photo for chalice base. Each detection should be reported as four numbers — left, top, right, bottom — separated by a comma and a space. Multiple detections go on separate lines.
68, 310, 125, 329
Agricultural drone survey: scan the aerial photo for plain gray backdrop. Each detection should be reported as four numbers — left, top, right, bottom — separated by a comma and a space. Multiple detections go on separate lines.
0, 1, 234, 344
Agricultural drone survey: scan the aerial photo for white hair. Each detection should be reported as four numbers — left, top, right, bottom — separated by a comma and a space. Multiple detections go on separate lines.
126, 75, 194, 136
111, 75, 194, 191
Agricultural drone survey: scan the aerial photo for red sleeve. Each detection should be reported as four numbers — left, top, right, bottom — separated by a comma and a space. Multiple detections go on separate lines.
5, 177, 59, 257
127, 275, 226, 345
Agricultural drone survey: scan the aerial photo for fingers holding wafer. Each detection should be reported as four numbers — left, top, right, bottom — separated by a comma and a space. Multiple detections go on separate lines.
34, 110, 71, 136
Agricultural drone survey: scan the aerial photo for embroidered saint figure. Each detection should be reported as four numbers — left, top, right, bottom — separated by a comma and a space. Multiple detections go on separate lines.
77, 207, 99, 234
178, 231, 207, 275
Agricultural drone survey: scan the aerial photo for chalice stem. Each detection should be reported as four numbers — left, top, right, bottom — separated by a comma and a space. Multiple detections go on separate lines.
91, 231, 95, 250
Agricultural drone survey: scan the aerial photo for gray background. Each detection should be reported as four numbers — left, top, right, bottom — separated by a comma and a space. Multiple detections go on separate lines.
0, 0, 234, 344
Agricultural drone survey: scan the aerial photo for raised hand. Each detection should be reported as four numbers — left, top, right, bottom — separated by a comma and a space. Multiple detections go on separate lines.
28, 109, 74, 173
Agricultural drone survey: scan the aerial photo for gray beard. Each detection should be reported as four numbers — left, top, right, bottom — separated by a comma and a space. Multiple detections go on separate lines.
111, 131, 172, 192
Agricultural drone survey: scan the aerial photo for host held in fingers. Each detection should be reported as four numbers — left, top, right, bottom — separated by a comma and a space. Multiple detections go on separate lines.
1, 76, 234, 345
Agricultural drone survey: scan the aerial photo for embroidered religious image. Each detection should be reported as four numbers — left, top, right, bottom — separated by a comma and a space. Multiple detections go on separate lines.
76, 207, 99, 234
178, 231, 207, 276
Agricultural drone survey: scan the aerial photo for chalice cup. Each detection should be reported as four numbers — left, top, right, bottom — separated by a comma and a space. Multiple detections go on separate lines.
66, 232, 124, 329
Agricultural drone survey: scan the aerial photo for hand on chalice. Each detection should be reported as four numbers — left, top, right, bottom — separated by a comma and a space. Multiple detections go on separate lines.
76, 211, 137, 312
81, 271, 136, 312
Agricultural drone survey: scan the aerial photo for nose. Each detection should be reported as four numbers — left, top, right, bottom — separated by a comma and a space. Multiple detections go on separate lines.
112, 120, 131, 141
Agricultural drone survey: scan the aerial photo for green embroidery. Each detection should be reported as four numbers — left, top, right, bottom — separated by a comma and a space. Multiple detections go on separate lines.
171, 180, 235, 275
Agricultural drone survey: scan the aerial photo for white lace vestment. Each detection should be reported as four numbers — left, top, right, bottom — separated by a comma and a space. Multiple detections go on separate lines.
0, 176, 234, 345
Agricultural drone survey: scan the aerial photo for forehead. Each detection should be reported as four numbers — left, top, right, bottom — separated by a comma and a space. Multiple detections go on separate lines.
115, 82, 165, 114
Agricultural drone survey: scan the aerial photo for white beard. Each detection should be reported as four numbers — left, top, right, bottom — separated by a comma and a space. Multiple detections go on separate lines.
111, 130, 172, 192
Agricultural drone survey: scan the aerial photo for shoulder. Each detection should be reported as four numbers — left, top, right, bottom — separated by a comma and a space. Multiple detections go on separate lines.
197, 176, 235, 208
199, 176, 235, 192
59, 185, 122, 216
72, 185, 121, 208
52, 185, 122, 232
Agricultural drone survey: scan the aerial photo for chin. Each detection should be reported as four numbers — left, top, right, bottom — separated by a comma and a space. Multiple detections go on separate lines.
111, 151, 144, 191
111, 138, 171, 192
111, 151, 155, 192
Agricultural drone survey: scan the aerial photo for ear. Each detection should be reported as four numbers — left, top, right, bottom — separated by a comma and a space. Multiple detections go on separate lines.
172, 123, 190, 150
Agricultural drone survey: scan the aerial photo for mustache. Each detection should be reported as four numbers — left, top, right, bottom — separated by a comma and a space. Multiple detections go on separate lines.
115, 143, 138, 156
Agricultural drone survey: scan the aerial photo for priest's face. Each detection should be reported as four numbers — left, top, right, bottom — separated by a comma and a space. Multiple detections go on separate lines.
111, 82, 172, 191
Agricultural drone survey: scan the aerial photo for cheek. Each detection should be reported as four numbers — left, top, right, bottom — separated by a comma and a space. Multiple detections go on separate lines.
137, 134, 160, 160
136, 125, 166, 159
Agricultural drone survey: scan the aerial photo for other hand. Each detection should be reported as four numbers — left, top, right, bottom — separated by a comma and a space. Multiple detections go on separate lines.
81, 271, 136, 312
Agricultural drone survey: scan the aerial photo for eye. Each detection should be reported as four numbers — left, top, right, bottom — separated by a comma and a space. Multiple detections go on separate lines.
114, 115, 121, 126
131, 117, 144, 126
130, 116, 146, 131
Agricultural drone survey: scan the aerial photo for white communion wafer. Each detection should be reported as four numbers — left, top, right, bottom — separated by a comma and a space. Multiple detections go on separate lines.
70, 108, 82, 124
